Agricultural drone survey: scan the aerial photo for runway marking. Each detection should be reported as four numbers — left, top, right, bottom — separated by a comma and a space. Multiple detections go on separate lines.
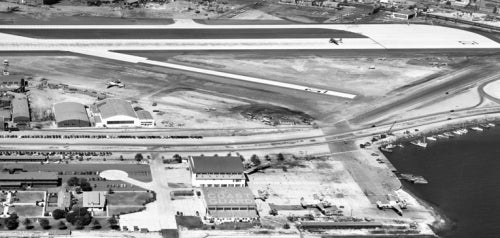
72, 49, 357, 99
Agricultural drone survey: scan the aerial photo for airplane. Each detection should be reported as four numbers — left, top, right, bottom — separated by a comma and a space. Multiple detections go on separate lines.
106, 80, 125, 88
329, 38, 343, 45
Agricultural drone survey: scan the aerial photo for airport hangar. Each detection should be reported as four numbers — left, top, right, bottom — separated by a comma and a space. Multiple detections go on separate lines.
53, 102, 91, 128
91, 98, 154, 128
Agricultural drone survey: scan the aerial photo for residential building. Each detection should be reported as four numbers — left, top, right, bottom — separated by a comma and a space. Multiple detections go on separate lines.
189, 156, 245, 187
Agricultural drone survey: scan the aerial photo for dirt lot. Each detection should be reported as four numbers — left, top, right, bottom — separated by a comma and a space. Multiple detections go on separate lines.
107, 191, 154, 206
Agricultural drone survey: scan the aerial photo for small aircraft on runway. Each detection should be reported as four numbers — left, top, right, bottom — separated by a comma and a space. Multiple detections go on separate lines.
329, 37, 343, 45
106, 79, 125, 89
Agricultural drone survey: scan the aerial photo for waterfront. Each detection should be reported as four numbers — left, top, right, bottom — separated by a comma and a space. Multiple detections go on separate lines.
384, 126, 500, 238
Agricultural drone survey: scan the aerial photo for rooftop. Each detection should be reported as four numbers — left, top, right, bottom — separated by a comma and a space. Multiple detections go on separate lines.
202, 187, 256, 207
94, 98, 137, 120
82, 191, 106, 208
136, 110, 153, 120
190, 156, 244, 174
0, 171, 58, 181
53, 102, 89, 123
12, 95, 29, 119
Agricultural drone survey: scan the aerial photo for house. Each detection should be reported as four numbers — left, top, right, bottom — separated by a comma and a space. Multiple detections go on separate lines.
201, 187, 259, 222
189, 156, 245, 187
82, 191, 106, 211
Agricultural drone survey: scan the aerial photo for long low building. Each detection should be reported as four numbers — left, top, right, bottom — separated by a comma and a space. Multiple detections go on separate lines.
189, 156, 245, 187
0, 171, 59, 188
12, 94, 29, 127
91, 98, 155, 128
201, 187, 258, 222
53, 102, 90, 127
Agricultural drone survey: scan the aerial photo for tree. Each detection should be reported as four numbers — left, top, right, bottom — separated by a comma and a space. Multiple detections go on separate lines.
58, 221, 67, 230
135, 153, 144, 162
173, 154, 182, 163
277, 153, 285, 161
80, 180, 92, 192
22, 218, 33, 229
92, 219, 101, 230
5, 218, 18, 230
283, 223, 290, 229
67, 177, 80, 186
39, 218, 51, 230
52, 209, 67, 220
119, 155, 124, 161
108, 216, 119, 229
250, 154, 261, 166
66, 207, 92, 227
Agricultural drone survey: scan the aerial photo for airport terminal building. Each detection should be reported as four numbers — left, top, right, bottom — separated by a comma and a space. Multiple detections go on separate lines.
91, 98, 155, 128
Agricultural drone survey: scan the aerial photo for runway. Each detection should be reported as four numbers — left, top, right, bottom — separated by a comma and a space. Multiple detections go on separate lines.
1, 20, 499, 99
0, 28, 367, 39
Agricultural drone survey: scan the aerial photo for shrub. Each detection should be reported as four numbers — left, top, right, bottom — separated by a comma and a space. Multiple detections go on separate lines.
135, 153, 144, 162
52, 209, 67, 220
39, 218, 51, 230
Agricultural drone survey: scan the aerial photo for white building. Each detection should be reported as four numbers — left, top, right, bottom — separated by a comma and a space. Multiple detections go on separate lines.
189, 156, 246, 188
91, 98, 155, 128
82, 191, 106, 212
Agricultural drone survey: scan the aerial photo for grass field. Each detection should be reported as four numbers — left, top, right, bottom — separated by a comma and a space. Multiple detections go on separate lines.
107, 192, 154, 206
15, 191, 45, 204
108, 206, 146, 216
9, 206, 44, 217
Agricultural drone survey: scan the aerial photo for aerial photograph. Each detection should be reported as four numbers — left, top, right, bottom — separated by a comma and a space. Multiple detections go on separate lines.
0, 0, 499, 237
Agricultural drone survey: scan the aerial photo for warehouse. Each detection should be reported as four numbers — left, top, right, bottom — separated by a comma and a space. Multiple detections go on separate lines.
12, 94, 30, 127
136, 110, 155, 127
0, 75, 24, 92
0, 171, 60, 188
201, 187, 258, 222
189, 156, 246, 187
91, 98, 154, 128
53, 102, 90, 127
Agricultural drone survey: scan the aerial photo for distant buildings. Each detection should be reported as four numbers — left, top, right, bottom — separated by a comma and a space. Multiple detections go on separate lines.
201, 187, 258, 222
53, 102, 91, 128
91, 98, 155, 128
189, 156, 246, 188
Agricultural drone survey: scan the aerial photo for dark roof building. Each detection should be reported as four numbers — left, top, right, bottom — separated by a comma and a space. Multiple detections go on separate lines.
0, 171, 59, 188
190, 156, 244, 174
12, 95, 30, 124
53, 102, 90, 127
202, 187, 258, 220
0, 75, 22, 91
189, 156, 246, 187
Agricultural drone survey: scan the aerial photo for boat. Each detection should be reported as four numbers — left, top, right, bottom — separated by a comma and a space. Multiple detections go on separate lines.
386, 144, 397, 149
487, 123, 495, 127
453, 130, 463, 135
398, 143, 405, 148
461, 128, 468, 133
471, 126, 483, 131
443, 132, 455, 137
426, 136, 437, 141
410, 138, 427, 148
437, 134, 449, 139
399, 173, 429, 184
479, 123, 490, 128
380, 147, 393, 153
